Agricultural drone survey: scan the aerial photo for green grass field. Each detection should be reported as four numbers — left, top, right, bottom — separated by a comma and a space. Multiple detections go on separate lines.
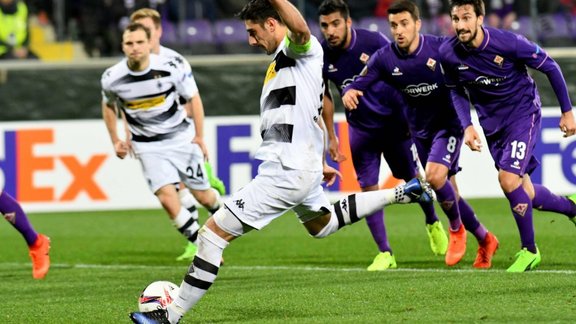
2, 198, 576, 323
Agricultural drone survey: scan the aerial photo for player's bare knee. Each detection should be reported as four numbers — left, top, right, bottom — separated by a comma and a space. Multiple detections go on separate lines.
427, 173, 446, 190
498, 174, 522, 193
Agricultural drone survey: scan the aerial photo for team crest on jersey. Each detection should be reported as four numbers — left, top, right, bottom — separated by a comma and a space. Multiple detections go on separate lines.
513, 203, 528, 217
359, 52, 370, 64
426, 58, 437, 71
494, 55, 504, 67
264, 61, 277, 85
392, 66, 403, 76
3, 212, 16, 224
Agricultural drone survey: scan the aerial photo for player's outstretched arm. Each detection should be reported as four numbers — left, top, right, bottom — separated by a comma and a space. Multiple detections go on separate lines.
321, 84, 346, 162
269, 0, 310, 45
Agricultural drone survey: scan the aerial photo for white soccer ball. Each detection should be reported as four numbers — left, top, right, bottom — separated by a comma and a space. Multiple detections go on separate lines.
138, 281, 179, 312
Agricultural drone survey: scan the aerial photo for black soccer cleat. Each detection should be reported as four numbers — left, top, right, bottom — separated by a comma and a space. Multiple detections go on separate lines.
129, 309, 170, 324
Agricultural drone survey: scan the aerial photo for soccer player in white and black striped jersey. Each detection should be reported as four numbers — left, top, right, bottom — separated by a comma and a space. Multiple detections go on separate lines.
101, 23, 220, 265
129, 1, 435, 323
129, 8, 225, 262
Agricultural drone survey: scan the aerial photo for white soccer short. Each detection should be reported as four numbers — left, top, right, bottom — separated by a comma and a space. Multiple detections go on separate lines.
223, 160, 333, 230
136, 139, 210, 194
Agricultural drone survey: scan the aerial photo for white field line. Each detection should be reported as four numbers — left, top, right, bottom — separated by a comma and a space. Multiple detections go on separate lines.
2, 262, 576, 274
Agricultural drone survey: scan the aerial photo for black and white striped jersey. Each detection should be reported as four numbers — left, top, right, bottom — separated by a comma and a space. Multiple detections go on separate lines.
101, 53, 198, 141
255, 36, 325, 171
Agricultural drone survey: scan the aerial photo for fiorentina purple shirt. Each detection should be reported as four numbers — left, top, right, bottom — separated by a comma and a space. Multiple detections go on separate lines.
347, 34, 462, 139
439, 26, 572, 136
322, 28, 405, 129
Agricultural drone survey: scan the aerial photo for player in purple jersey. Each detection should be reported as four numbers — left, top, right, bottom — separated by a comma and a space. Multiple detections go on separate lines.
439, 0, 576, 272
341, 0, 499, 269
318, 0, 448, 271
0, 190, 50, 279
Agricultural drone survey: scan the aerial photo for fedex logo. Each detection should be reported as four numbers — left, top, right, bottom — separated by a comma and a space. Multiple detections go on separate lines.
532, 116, 576, 185
0, 129, 108, 203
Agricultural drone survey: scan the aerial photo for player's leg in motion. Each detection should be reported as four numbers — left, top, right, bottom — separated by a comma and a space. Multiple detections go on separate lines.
501, 172, 541, 272
129, 178, 433, 324
448, 177, 499, 269
425, 162, 467, 266
532, 183, 576, 225
175, 185, 200, 261
387, 138, 446, 257
156, 184, 201, 247
348, 126, 397, 271
0, 191, 50, 279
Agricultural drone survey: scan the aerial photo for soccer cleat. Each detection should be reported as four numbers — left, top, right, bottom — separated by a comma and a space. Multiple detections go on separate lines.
506, 248, 541, 273
367, 251, 397, 271
129, 309, 171, 324
445, 225, 466, 266
473, 231, 499, 269
426, 221, 448, 256
175, 242, 197, 261
29, 234, 51, 279
396, 178, 435, 203
204, 161, 226, 196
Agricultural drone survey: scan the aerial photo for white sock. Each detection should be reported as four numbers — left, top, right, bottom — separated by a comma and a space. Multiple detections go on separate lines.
314, 190, 396, 238
173, 227, 228, 316
179, 187, 198, 213
206, 188, 222, 214
172, 207, 200, 243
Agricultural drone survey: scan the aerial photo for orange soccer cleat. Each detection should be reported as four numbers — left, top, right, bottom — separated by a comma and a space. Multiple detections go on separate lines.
29, 234, 51, 279
445, 224, 466, 266
473, 231, 499, 269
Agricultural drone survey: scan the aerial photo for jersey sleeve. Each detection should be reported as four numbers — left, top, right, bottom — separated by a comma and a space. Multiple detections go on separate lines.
100, 69, 116, 106
173, 62, 199, 101
515, 35, 573, 113
344, 49, 385, 93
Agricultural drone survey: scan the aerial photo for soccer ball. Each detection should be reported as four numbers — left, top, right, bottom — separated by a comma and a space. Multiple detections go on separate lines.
138, 281, 179, 312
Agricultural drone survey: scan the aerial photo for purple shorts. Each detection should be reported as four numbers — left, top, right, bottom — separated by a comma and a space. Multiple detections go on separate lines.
349, 116, 418, 188
485, 112, 540, 176
413, 128, 463, 177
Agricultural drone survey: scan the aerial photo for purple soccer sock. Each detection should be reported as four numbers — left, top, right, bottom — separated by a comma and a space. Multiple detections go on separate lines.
0, 191, 38, 246
532, 184, 576, 217
504, 186, 536, 253
418, 201, 439, 225
435, 182, 463, 231
458, 198, 488, 241
365, 210, 391, 253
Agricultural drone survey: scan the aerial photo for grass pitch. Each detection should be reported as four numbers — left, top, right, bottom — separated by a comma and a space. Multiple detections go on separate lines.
2, 198, 576, 323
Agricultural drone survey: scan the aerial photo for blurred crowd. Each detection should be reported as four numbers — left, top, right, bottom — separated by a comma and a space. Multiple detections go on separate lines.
2, 0, 576, 59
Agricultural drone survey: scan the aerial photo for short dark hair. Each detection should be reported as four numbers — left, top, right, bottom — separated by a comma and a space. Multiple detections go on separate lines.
388, 0, 421, 21
318, 0, 350, 20
237, 0, 282, 25
449, 0, 485, 17
124, 22, 151, 40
